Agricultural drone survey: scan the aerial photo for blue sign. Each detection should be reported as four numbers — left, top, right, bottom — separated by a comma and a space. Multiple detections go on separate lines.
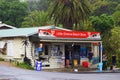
36, 61, 42, 71
100, 45, 103, 51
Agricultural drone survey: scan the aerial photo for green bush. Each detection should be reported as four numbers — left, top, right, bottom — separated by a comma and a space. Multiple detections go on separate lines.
15, 62, 34, 70
116, 60, 120, 68
0, 57, 4, 61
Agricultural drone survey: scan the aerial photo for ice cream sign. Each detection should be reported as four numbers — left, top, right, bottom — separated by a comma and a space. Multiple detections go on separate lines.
38, 29, 101, 39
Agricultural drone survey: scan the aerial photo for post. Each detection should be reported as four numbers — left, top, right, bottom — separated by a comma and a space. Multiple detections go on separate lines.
100, 42, 103, 63
98, 42, 103, 72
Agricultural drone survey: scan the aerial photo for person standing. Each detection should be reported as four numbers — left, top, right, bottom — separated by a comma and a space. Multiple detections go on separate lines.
112, 54, 116, 66
38, 43, 43, 60
102, 53, 107, 70
110, 54, 117, 70
88, 50, 93, 63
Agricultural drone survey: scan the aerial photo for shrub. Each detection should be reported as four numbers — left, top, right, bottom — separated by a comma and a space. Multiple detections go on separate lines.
14, 62, 34, 70
0, 57, 4, 61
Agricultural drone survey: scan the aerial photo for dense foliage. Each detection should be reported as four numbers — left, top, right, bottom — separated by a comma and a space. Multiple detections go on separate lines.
48, 0, 91, 30
22, 10, 50, 27
0, 0, 28, 27
90, 14, 114, 35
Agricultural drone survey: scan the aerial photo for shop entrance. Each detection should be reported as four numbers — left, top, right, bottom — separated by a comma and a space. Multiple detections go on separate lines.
65, 44, 81, 67
65, 45, 80, 67
65, 43, 91, 67
72, 45, 81, 67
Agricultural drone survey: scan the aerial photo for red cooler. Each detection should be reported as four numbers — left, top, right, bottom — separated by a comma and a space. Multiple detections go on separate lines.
82, 61, 88, 68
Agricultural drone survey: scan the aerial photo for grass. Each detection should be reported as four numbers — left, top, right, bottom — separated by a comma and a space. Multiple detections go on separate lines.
14, 62, 34, 70
0, 57, 4, 61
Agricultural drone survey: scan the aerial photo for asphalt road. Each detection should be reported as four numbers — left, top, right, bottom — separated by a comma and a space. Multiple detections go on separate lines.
0, 65, 120, 80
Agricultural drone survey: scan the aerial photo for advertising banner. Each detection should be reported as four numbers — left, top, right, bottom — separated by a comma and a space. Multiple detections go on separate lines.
38, 29, 101, 39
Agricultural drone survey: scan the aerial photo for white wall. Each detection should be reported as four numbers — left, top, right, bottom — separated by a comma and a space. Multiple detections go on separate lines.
0, 37, 35, 62
13, 37, 34, 60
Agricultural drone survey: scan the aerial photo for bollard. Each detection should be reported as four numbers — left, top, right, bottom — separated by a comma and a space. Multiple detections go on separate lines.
36, 61, 42, 71
97, 62, 103, 72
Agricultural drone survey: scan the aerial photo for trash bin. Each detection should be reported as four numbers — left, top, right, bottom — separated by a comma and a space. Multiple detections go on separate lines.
97, 62, 103, 72
73, 59, 78, 67
36, 61, 42, 71
82, 61, 89, 68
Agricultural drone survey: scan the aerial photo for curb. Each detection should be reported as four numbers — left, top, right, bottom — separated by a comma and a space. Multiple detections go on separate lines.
72, 72, 120, 74
68, 70, 120, 74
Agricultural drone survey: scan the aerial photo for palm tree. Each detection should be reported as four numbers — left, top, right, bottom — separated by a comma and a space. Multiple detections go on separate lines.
49, 0, 91, 30
22, 40, 29, 62
22, 10, 51, 27
22, 40, 31, 65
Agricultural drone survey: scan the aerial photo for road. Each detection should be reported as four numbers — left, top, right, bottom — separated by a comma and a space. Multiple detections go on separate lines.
0, 64, 120, 80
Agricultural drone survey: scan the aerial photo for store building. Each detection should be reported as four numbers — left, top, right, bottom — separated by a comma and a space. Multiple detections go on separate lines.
0, 26, 102, 69
37, 29, 102, 68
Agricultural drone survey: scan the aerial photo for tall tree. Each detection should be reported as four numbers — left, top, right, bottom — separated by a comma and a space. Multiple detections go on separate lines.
90, 14, 115, 59
91, 1, 118, 16
48, 0, 91, 30
109, 27, 120, 53
0, 0, 28, 27
90, 14, 114, 36
109, 27, 120, 67
112, 11, 120, 26
22, 10, 51, 27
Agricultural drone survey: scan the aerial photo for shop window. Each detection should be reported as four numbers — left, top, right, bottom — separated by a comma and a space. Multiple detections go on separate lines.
34, 48, 38, 56
80, 47, 87, 58
34, 44, 39, 56
79, 45, 92, 58
51, 45, 61, 56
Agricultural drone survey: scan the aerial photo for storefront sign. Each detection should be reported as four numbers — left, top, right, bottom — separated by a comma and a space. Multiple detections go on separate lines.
38, 29, 101, 39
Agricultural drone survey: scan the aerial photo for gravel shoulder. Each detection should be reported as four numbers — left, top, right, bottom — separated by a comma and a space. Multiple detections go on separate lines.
0, 61, 18, 68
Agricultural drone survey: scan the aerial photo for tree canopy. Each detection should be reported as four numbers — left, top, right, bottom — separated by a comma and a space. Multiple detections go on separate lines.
22, 10, 50, 27
90, 14, 114, 35
48, 0, 91, 30
112, 11, 120, 26
0, 0, 28, 27
109, 27, 120, 51
91, 1, 118, 16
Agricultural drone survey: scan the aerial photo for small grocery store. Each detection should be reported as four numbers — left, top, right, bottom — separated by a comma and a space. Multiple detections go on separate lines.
0, 24, 102, 68
37, 29, 102, 68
